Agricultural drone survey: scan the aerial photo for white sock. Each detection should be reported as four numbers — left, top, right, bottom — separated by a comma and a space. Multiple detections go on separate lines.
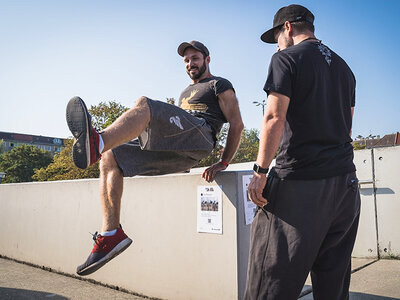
98, 134, 104, 154
100, 228, 117, 236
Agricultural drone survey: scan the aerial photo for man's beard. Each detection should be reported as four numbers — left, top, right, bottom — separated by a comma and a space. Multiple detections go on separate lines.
187, 60, 207, 80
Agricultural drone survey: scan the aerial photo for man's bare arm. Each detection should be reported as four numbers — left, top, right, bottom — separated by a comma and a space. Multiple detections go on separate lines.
247, 92, 289, 207
202, 89, 244, 182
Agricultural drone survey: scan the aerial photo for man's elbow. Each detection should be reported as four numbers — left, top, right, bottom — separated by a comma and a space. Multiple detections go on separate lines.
238, 120, 244, 132
232, 120, 244, 133
264, 113, 285, 127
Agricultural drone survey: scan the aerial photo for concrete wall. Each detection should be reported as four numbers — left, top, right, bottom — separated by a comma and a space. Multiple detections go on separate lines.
373, 147, 400, 258
0, 170, 252, 300
0, 146, 399, 299
352, 149, 378, 257
352, 146, 400, 258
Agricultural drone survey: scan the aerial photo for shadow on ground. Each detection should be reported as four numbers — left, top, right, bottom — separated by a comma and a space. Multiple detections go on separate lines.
300, 289, 399, 300
349, 292, 400, 300
0, 287, 68, 300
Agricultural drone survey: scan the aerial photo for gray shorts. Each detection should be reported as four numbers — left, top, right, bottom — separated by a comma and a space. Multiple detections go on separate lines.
112, 98, 215, 177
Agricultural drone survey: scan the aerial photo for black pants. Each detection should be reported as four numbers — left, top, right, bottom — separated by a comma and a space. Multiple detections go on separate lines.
244, 172, 360, 300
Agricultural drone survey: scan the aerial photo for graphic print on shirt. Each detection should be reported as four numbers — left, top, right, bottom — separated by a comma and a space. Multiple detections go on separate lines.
318, 43, 332, 66
169, 116, 184, 130
180, 89, 208, 112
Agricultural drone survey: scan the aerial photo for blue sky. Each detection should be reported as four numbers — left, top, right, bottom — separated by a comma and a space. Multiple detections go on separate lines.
0, 0, 399, 139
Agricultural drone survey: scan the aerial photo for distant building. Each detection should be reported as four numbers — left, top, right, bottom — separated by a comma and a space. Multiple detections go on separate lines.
356, 132, 400, 148
0, 131, 65, 154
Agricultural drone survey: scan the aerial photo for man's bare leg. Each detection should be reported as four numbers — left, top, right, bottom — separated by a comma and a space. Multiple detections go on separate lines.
99, 150, 123, 232
101, 96, 151, 153
71, 96, 148, 275
97, 96, 151, 232
94, 96, 152, 233
75, 147, 132, 276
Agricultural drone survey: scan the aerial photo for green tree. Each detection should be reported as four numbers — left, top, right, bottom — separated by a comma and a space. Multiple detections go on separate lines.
352, 141, 366, 150
33, 139, 99, 181
34, 101, 129, 181
196, 125, 228, 167
166, 97, 176, 105
0, 140, 5, 165
0, 139, 5, 154
231, 128, 260, 163
89, 101, 129, 130
196, 126, 260, 167
0, 145, 52, 183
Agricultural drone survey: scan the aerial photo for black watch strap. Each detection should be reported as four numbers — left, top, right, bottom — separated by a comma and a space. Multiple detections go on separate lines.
253, 163, 269, 174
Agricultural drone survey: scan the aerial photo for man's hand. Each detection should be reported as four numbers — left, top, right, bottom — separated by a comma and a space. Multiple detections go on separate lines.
202, 161, 227, 182
248, 173, 268, 207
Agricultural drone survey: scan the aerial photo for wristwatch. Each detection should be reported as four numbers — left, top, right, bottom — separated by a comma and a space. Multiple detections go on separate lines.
253, 163, 269, 174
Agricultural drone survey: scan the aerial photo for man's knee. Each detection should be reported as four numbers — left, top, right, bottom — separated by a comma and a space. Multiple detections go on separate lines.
135, 96, 149, 108
133, 96, 151, 123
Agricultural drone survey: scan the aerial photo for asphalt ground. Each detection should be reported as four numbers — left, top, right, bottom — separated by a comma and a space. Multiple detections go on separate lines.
0, 257, 399, 299
300, 258, 400, 300
0, 257, 149, 300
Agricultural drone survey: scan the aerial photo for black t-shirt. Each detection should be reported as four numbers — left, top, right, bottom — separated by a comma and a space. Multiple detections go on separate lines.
264, 39, 356, 179
179, 76, 233, 137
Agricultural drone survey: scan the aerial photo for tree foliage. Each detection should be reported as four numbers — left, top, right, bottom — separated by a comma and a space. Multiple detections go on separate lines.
196, 125, 260, 167
34, 101, 129, 181
232, 128, 260, 163
0, 139, 5, 154
0, 145, 52, 183
166, 97, 176, 105
33, 139, 99, 181
352, 141, 366, 150
89, 101, 129, 130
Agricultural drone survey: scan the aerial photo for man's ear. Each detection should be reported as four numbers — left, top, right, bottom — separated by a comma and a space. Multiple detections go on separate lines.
284, 21, 293, 36
206, 56, 211, 64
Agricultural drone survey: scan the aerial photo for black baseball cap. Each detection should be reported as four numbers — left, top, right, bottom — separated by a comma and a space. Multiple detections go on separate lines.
177, 40, 210, 57
261, 4, 314, 44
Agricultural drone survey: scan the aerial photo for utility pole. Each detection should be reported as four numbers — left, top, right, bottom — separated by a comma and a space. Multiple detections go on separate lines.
252, 99, 266, 116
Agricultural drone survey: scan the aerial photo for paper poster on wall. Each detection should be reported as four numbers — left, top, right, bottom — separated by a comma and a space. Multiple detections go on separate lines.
242, 175, 258, 225
197, 185, 223, 234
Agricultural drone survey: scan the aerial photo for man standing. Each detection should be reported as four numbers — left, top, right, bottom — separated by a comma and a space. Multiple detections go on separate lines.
66, 40, 244, 276
245, 5, 360, 300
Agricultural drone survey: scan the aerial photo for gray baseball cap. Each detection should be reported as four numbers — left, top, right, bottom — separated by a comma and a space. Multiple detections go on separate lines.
177, 40, 210, 57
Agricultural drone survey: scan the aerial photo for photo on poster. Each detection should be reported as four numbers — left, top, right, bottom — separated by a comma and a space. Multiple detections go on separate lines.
197, 185, 223, 234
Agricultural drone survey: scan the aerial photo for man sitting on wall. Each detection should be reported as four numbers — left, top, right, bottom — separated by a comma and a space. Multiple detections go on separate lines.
66, 40, 244, 275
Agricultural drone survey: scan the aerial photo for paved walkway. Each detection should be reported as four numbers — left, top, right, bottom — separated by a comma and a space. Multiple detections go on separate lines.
0, 258, 148, 300
300, 258, 400, 300
0, 257, 399, 299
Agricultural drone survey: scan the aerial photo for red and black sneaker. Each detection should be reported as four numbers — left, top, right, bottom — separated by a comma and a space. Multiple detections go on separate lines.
66, 96, 101, 169
76, 227, 133, 276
